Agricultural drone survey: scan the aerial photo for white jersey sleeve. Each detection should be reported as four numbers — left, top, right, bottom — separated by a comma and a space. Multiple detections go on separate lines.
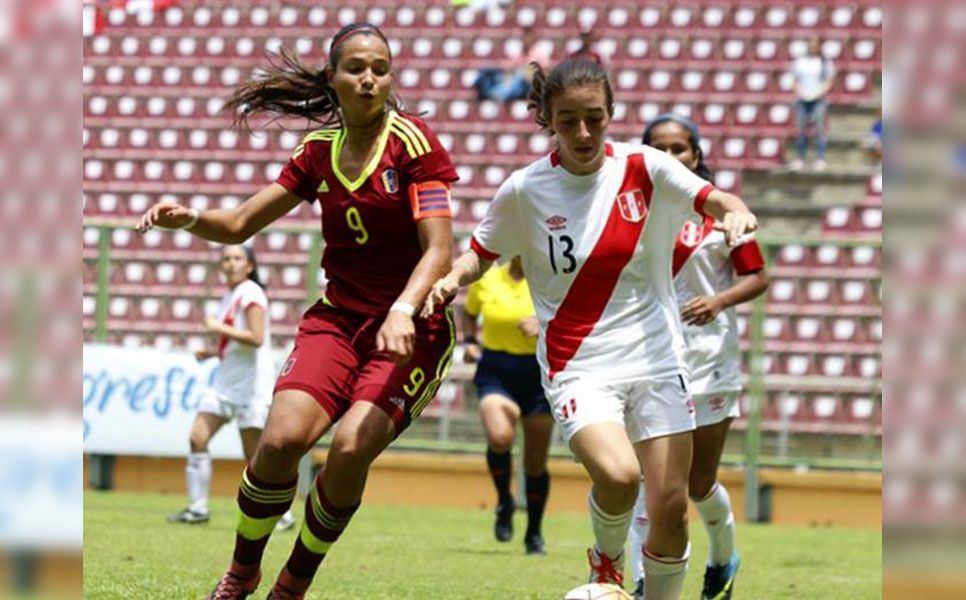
238, 280, 268, 311
471, 174, 524, 260
645, 147, 715, 226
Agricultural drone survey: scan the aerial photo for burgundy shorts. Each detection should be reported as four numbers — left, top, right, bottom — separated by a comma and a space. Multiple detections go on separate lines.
274, 302, 455, 434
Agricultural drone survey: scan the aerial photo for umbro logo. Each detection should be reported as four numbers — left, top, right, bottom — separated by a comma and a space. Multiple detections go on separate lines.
546, 215, 567, 231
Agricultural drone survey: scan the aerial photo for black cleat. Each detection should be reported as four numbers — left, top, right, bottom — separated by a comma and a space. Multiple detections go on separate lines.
524, 532, 546, 555
494, 502, 514, 542
633, 577, 644, 600
702, 554, 740, 600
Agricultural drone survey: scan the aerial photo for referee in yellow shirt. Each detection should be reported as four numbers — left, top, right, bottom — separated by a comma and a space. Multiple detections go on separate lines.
463, 256, 553, 556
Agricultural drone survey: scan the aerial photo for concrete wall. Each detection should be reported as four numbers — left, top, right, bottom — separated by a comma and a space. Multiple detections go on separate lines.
87, 451, 881, 530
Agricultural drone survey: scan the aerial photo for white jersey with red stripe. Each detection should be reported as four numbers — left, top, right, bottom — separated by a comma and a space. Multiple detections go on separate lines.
672, 219, 765, 395
471, 142, 714, 387
211, 279, 275, 406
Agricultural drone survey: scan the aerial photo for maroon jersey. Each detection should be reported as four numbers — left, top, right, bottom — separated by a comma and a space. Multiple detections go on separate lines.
277, 110, 458, 316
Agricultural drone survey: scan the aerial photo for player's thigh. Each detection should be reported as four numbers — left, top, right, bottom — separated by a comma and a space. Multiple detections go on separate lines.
690, 416, 733, 499
570, 421, 639, 492
255, 389, 335, 468
634, 431, 692, 520
479, 393, 520, 449
189, 409, 229, 449
327, 401, 397, 466
521, 413, 554, 475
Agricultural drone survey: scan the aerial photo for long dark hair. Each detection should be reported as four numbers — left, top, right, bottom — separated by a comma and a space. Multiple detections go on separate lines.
224, 22, 402, 130
527, 58, 614, 132
642, 113, 714, 183
241, 245, 264, 289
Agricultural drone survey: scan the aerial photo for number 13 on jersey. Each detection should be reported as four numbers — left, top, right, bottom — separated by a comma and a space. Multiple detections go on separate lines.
548, 234, 576, 274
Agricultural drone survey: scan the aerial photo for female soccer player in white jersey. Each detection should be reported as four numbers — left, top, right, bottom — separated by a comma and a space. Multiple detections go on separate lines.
628, 114, 769, 600
166, 245, 295, 532
423, 59, 759, 600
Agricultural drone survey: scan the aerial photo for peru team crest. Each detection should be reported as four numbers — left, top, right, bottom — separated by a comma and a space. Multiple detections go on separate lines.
617, 189, 647, 223
381, 168, 398, 194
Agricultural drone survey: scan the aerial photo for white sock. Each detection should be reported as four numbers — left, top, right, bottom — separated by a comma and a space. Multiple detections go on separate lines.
694, 482, 736, 566
588, 489, 633, 559
643, 543, 689, 600
186, 452, 211, 514
628, 480, 649, 583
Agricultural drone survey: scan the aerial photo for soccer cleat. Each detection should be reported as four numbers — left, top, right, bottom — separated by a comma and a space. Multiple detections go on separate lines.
207, 569, 261, 600
524, 532, 546, 556
632, 577, 644, 600
264, 586, 303, 600
494, 502, 514, 542
274, 510, 296, 532
587, 547, 624, 586
701, 554, 740, 600
166, 508, 209, 524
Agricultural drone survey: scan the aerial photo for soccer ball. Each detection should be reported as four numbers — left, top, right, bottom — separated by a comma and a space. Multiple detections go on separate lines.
562, 583, 632, 600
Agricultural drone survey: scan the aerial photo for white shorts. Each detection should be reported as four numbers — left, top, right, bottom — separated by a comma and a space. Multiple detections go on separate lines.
693, 391, 741, 428
197, 389, 271, 430
546, 374, 696, 443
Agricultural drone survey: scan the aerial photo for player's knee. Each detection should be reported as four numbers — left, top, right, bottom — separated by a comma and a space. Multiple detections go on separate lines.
688, 471, 717, 501
329, 428, 386, 470
648, 486, 689, 528
597, 465, 640, 505
523, 454, 547, 477
188, 434, 208, 453
256, 428, 309, 469
488, 429, 515, 453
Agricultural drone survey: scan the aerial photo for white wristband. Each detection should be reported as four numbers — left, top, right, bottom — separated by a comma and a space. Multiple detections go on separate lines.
389, 301, 416, 316
181, 208, 200, 231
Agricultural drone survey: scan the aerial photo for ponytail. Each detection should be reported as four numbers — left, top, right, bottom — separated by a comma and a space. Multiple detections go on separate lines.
224, 22, 402, 130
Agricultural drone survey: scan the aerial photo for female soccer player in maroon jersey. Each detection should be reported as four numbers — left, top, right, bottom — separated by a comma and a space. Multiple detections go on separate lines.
137, 23, 458, 600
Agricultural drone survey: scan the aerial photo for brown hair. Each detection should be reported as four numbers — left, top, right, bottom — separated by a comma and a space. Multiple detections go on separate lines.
527, 58, 614, 132
224, 22, 402, 130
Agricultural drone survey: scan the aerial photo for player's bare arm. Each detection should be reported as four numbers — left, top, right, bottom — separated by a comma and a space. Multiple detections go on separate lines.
135, 183, 302, 243
702, 189, 759, 247
681, 270, 769, 326
421, 250, 493, 317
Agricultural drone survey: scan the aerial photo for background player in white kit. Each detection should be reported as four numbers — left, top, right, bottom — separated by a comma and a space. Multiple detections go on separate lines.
167, 245, 295, 531
627, 114, 769, 600
423, 59, 759, 600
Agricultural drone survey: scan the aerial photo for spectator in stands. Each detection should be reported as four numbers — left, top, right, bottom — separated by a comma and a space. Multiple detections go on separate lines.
629, 113, 769, 600
790, 36, 835, 172
862, 107, 882, 166
462, 256, 553, 555
166, 245, 296, 532
473, 27, 550, 102
137, 22, 458, 600
424, 58, 759, 600
569, 27, 603, 65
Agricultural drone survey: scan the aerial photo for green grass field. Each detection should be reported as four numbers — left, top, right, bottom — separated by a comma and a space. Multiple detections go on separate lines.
84, 491, 880, 599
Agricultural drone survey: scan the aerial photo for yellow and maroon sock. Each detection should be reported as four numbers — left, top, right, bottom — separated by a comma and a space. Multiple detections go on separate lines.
231, 466, 297, 571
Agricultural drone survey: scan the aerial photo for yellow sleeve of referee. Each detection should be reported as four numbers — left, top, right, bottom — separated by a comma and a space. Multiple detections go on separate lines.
471, 264, 537, 355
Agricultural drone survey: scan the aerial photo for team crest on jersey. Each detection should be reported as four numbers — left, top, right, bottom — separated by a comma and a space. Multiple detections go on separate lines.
381, 168, 398, 194
546, 215, 567, 231
617, 189, 647, 223
678, 220, 704, 248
